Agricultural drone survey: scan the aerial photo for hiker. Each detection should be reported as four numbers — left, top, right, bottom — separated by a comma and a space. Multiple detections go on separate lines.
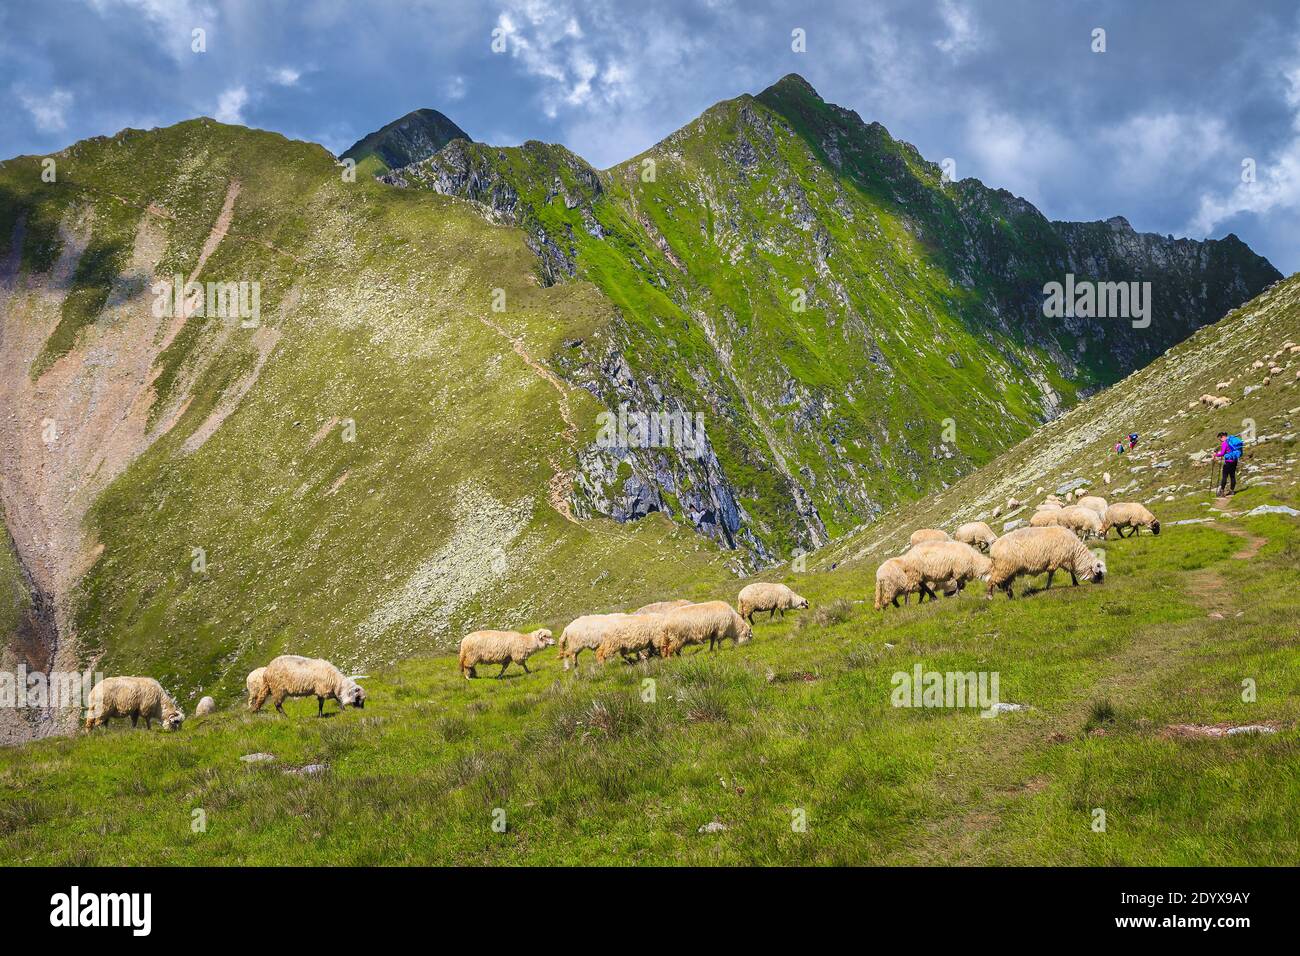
1214, 431, 1243, 496
1128, 432, 1139, 451
1115, 441, 1125, 455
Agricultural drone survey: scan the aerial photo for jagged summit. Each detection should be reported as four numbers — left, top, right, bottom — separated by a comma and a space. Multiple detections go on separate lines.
340, 107, 471, 173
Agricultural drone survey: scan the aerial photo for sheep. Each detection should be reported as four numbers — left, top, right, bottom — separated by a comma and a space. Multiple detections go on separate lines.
874, 557, 925, 610
737, 582, 810, 624
1030, 508, 1062, 528
909, 528, 950, 547
559, 613, 635, 670
1212, 396, 1232, 409
459, 628, 556, 679
1216, 381, 1233, 391
595, 615, 669, 664
1036, 500, 1062, 512
1101, 502, 1161, 538
245, 667, 267, 710
898, 541, 993, 598
251, 655, 366, 716
986, 526, 1106, 599
1052, 505, 1104, 540
656, 601, 752, 657
954, 521, 997, 552
84, 677, 184, 732
633, 599, 693, 615
1075, 495, 1108, 516
196, 696, 217, 716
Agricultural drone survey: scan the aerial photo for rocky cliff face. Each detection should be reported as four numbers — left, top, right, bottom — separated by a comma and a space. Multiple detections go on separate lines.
380, 74, 1281, 564
341, 108, 472, 172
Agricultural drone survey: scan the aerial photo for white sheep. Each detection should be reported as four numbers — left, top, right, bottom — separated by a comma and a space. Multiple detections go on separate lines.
986, 526, 1106, 598
874, 557, 924, 610
1101, 502, 1161, 538
899, 541, 993, 598
559, 613, 635, 670
245, 667, 267, 710
195, 696, 217, 716
1052, 505, 1104, 539
909, 528, 950, 547
1075, 495, 1108, 516
595, 615, 669, 664
737, 582, 810, 624
633, 599, 693, 615
84, 677, 184, 731
251, 655, 366, 716
656, 601, 753, 657
459, 629, 556, 679
954, 521, 997, 552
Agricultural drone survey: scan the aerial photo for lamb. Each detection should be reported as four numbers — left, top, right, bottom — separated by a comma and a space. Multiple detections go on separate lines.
737, 582, 810, 624
458, 628, 556, 679
250, 655, 367, 716
1075, 495, 1108, 516
954, 521, 997, 552
909, 528, 950, 547
559, 612, 634, 670
898, 541, 993, 598
656, 601, 753, 657
1052, 505, 1104, 539
595, 615, 669, 664
986, 526, 1106, 599
633, 599, 693, 615
84, 677, 184, 731
874, 557, 924, 610
245, 667, 267, 710
1101, 502, 1161, 538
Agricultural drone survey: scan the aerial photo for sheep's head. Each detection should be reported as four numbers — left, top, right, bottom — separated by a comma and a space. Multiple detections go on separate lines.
737, 618, 754, 644
340, 679, 366, 709
793, 593, 810, 610
162, 704, 185, 732
1150, 520, 1161, 536
532, 628, 556, 649
1078, 548, 1106, 583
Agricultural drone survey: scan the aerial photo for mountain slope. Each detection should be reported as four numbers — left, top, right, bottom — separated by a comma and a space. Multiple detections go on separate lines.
0, 273, 1295, 864
386, 74, 1279, 561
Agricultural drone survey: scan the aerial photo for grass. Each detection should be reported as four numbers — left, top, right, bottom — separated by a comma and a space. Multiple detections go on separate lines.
0, 508, 1296, 865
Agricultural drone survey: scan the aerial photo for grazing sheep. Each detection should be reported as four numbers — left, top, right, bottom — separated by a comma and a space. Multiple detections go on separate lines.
1030, 508, 1062, 528
954, 521, 997, 552
909, 528, 950, 547
737, 582, 810, 624
656, 601, 752, 657
84, 677, 184, 732
1052, 505, 1104, 539
559, 613, 634, 670
245, 667, 267, 710
899, 541, 993, 598
595, 615, 669, 664
1210, 396, 1232, 409
1036, 500, 1062, 512
874, 557, 924, 610
251, 655, 366, 716
1101, 502, 1161, 538
196, 696, 217, 716
1216, 381, 1233, 391
459, 629, 556, 679
1075, 495, 1108, 516
986, 526, 1106, 599
633, 599, 693, 615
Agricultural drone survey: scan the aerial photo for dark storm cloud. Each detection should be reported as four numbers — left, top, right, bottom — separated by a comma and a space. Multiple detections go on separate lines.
2, 0, 1297, 271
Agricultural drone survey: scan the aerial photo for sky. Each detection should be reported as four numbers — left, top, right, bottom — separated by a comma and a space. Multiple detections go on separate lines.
2, 0, 1298, 273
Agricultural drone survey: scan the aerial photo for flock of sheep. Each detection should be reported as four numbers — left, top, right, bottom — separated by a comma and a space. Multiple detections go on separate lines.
82, 494, 1163, 731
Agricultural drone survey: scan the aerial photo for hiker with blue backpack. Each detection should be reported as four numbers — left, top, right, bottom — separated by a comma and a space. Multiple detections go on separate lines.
1214, 431, 1244, 496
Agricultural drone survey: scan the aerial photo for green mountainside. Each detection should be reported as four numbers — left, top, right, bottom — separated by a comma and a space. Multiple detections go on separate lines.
0, 76, 1284, 736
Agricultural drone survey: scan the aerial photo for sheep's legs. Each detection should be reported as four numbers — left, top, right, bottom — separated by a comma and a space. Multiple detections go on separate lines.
145, 717, 152, 729
130, 713, 139, 728
1070, 571, 1079, 586
317, 696, 325, 717
496, 662, 510, 679
1045, 571, 1054, 589
521, 660, 532, 673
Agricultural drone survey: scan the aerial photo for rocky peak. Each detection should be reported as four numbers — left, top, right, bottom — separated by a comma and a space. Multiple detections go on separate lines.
341, 108, 471, 171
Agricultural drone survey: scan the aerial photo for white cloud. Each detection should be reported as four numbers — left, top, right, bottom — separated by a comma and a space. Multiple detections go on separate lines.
444, 75, 467, 101
962, 105, 1075, 207
1103, 112, 1234, 188
18, 88, 74, 131
934, 0, 980, 59
214, 85, 249, 124
86, 0, 217, 60
1190, 50, 1300, 235
269, 67, 301, 87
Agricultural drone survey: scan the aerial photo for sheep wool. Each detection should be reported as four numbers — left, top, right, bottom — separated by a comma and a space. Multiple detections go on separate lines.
459, 629, 556, 679
736, 582, 810, 624
251, 655, 366, 717
559, 613, 635, 670
1052, 505, 1104, 539
874, 557, 923, 610
1101, 502, 1161, 538
987, 526, 1105, 598
245, 667, 267, 710
85, 677, 184, 732
595, 615, 670, 664
633, 599, 694, 615
909, 528, 950, 547
656, 601, 753, 657
898, 541, 993, 597
954, 521, 997, 552
1075, 496, 1108, 516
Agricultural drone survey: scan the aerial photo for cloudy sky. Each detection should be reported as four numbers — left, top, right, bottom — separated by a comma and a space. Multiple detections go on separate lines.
3, 0, 1298, 272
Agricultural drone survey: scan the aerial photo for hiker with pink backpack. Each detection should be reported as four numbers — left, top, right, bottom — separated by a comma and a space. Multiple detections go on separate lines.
1213, 431, 1244, 496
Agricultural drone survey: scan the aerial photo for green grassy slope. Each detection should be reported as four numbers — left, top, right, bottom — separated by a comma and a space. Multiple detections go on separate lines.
1, 276, 1295, 865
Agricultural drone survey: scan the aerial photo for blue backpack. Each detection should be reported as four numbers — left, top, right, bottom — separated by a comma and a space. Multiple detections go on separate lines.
1224, 435, 1244, 462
